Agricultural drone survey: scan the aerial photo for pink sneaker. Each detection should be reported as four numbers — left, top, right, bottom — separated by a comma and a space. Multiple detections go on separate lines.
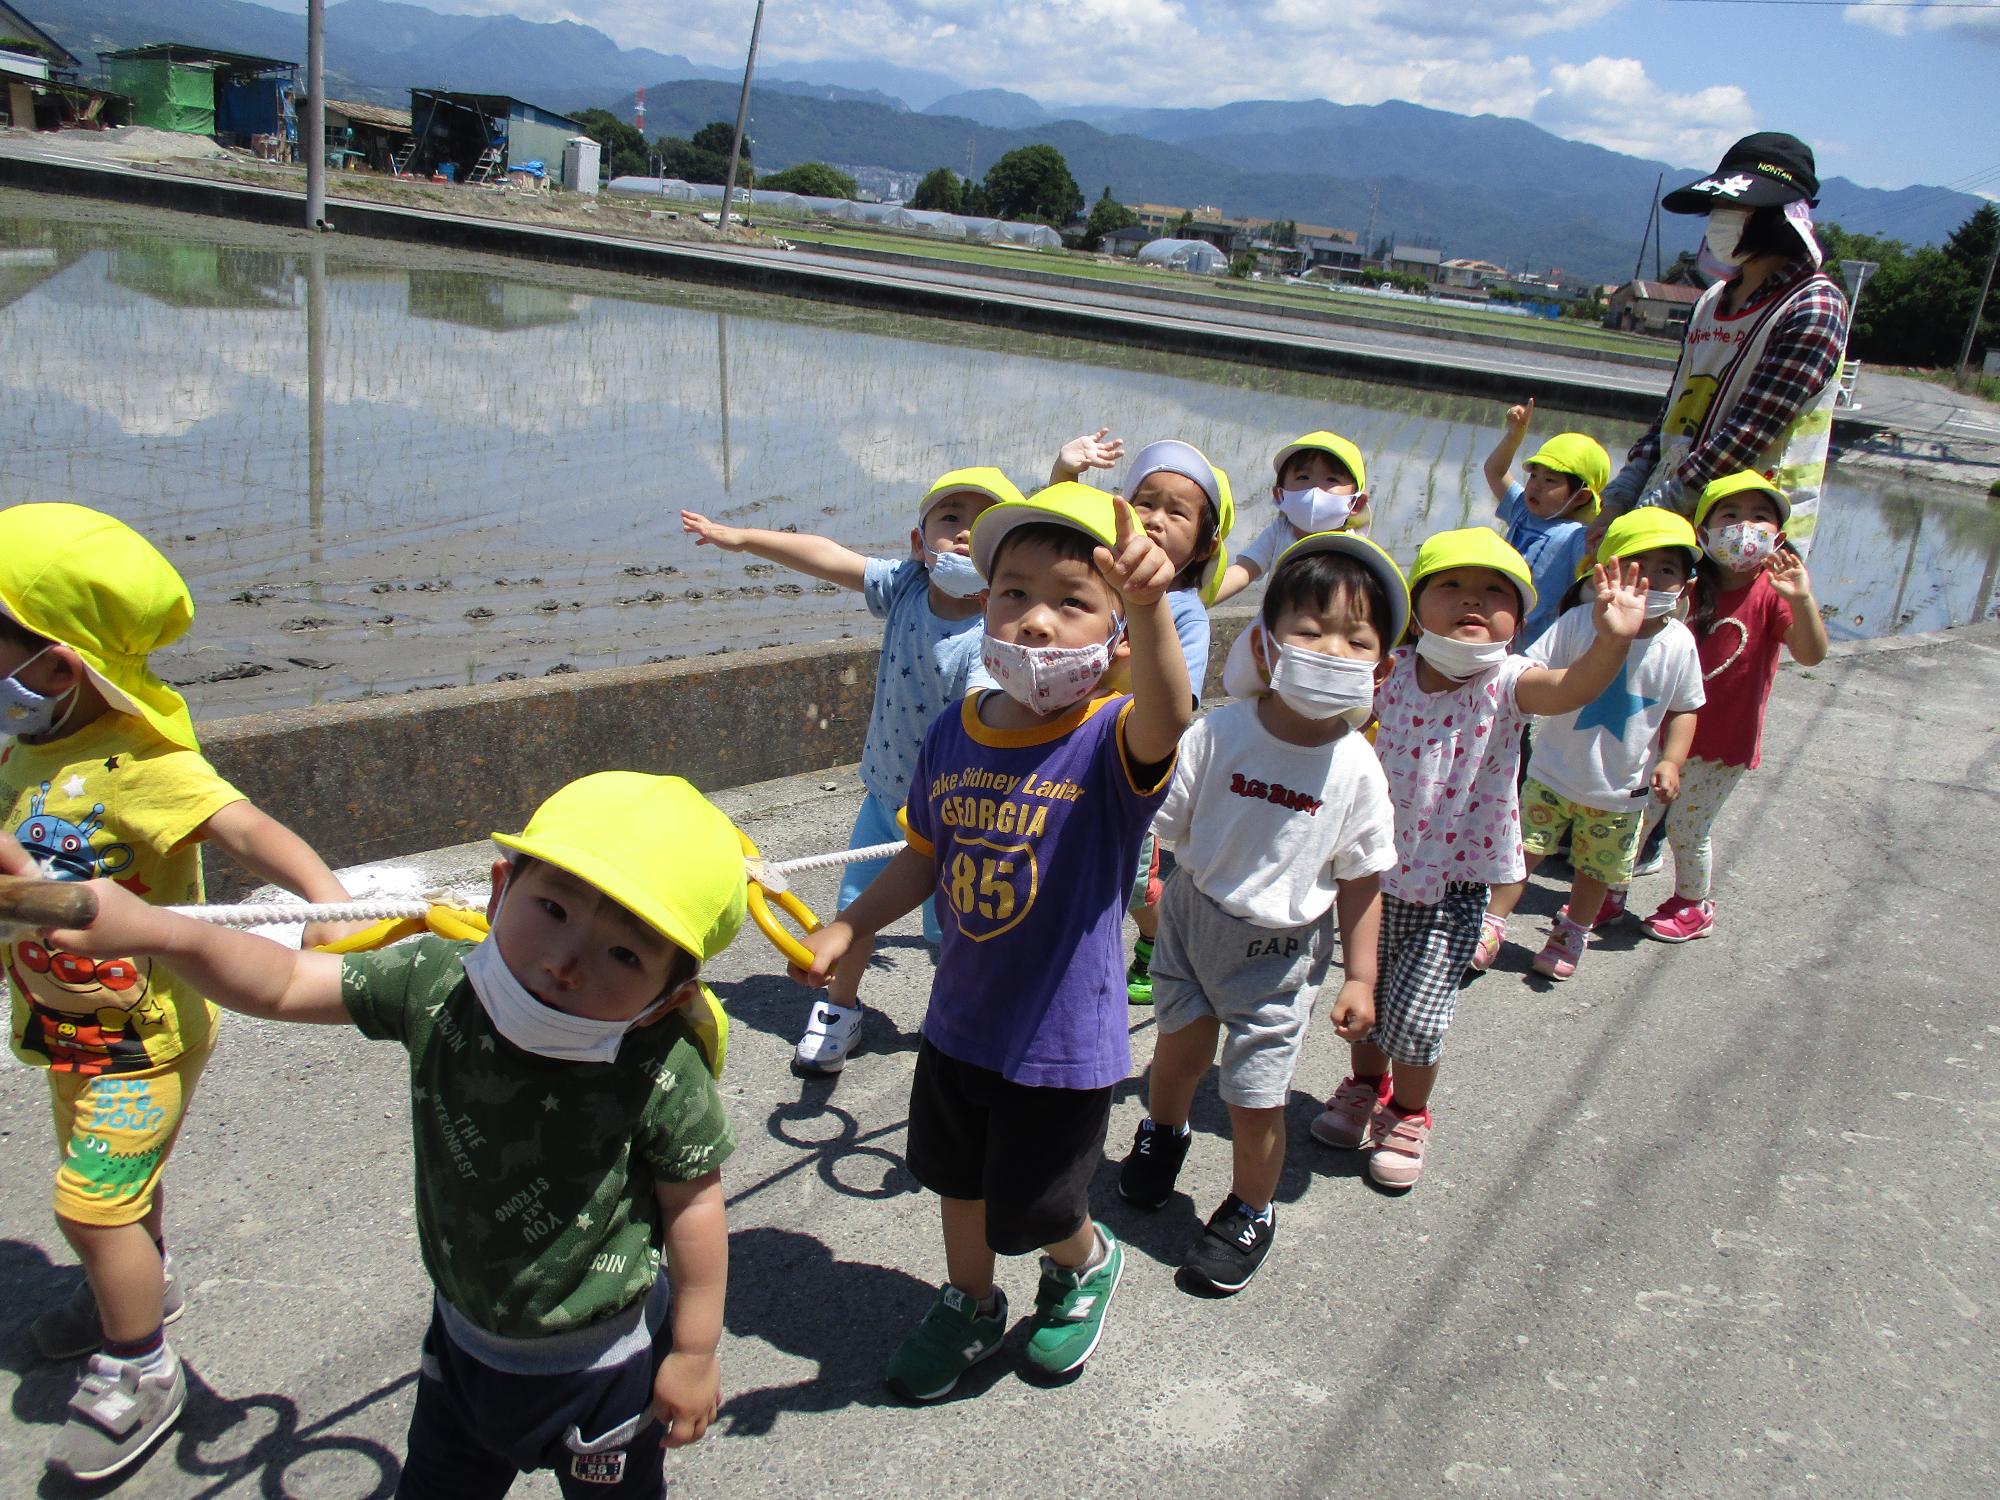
1368, 1104, 1432, 1190
1559, 889, 1627, 928
1310, 1074, 1392, 1149
1468, 912, 1507, 972
1642, 897, 1715, 943
1532, 916, 1589, 981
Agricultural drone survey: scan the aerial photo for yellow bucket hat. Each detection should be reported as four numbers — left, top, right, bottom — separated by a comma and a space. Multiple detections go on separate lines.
919, 467, 1025, 526
0, 503, 199, 750
1271, 531, 1411, 645
1693, 470, 1792, 530
1406, 527, 1537, 614
1273, 431, 1367, 492
1524, 433, 1610, 520
1121, 440, 1237, 605
1597, 507, 1701, 569
491, 772, 749, 1076
969, 480, 1119, 580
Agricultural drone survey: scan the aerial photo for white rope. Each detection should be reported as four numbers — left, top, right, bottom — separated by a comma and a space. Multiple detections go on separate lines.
166, 898, 440, 927
767, 841, 904, 876
156, 841, 909, 927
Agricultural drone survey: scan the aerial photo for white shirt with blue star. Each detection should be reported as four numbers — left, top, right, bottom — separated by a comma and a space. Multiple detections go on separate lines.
1524, 605, 1705, 808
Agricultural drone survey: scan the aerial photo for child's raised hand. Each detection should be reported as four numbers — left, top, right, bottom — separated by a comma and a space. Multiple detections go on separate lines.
680, 510, 747, 551
1590, 559, 1648, 640
1330, 977, 1376, 1042
1094, 495, 1174, 606
1766, 548, 1814, 602
1057, 428, 1124, 478
1504, 398, 1535, 438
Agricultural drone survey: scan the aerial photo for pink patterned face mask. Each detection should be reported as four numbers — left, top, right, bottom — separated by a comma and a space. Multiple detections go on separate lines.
981, 620, 1121, 714
1703, 521, 1781, 572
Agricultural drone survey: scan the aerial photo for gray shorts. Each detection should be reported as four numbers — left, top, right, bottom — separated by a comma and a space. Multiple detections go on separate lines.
1151, 869, 1332, 1109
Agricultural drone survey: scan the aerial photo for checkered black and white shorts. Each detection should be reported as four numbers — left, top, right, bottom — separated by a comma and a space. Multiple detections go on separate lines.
1370, 885, 1488, 1067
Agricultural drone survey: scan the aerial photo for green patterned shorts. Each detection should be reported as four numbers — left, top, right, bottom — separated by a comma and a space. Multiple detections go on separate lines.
1519, 776, 1646, 884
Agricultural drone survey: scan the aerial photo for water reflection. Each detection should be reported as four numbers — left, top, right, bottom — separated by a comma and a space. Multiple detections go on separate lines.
0, 200, 1993, 715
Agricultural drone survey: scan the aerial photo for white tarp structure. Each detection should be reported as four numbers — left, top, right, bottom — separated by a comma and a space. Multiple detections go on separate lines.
1137, 237, 1228, 274
604, 177, 1062, 248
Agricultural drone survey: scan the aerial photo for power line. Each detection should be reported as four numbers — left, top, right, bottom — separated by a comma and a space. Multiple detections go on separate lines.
1667, 1, 1999, 8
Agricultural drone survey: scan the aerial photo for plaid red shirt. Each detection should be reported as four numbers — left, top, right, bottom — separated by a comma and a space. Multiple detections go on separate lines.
1625, 258, 1850, 487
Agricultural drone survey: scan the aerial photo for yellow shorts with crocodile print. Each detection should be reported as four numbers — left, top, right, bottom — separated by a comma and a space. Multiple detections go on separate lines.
1519, 777, 1646, 886
46, 1038, 212, 1226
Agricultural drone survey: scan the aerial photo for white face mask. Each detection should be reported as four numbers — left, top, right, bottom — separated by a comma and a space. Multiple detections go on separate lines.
1414, 630, 1512, 680
981, 622, 1119, 714
1264, 631, 1376, 727
1703, 208, 1752, 269
1276, 486, 1358, 534
0, 649, 80, 741
924, 547, 986, 599
1703, 522, 1780, 571
1643, 588, 1686, 620
463, 932, 665, 1065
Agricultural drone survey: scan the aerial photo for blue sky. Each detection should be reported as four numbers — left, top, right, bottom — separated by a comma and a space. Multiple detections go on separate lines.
302, 1, 1997, 194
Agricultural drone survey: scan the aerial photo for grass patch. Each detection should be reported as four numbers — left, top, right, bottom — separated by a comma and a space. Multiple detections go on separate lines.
1898, 366, 2000, 405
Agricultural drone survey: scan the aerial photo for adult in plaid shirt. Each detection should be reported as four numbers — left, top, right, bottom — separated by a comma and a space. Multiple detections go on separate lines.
1596, 133, 1849, 557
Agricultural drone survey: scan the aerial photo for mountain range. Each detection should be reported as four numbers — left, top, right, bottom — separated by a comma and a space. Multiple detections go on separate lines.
27, 0, 1986, 281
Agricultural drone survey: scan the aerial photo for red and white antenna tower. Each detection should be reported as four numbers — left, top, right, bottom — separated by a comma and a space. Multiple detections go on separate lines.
634, 88, 646, 132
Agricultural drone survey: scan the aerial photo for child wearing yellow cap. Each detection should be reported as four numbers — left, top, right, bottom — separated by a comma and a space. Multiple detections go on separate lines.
1309, 527, 1648, 1191
1210, 431, 1371, 605
3, 772, 749, 1495
1049, 428, 1236, 1005
792, 483, 1190, 1400
1118, 533, 1400, 1293
682, 468, 1024, 1074
0, 502, 356, 1482
1616, 472, 1827, 943
1480, 510, 1708, 980
1481, 397, 1610, 648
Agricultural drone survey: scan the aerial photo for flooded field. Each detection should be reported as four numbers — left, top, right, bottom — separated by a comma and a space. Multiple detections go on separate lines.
3, 194, 1997, 718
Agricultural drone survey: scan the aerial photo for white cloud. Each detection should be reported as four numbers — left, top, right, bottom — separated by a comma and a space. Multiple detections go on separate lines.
1844, 0, 2000, 45
1535, 57, 1757, 165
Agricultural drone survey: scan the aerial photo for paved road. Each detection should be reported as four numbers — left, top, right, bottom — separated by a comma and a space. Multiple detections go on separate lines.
4, 623, 1996, 1497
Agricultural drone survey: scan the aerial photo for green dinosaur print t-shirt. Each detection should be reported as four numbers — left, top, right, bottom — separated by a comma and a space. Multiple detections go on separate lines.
341, 934, 733, 1340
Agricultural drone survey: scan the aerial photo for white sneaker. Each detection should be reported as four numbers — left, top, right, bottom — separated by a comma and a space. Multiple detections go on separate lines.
794, 1002, 865, 1073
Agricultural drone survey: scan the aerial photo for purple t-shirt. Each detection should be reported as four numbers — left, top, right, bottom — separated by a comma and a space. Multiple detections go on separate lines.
903, 691, 1173, 1089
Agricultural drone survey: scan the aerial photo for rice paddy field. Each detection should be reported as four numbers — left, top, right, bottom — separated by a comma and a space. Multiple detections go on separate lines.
4, 192, 1997, 719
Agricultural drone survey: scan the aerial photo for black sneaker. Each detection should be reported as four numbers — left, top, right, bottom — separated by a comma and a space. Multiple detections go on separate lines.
1117, 1119, 1191, 1208
1179, 1194, 1275, 1295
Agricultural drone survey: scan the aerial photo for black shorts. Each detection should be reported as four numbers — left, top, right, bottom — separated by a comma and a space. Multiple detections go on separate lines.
905, 1036, 1114, 1256
398, 1300, 669, 1499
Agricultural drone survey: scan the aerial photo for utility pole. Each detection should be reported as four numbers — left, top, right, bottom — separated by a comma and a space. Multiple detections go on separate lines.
1956, 222, 1999, 385
719, 0, 767, 231
1632, 173, 1660, 283
304, 0, 327, 229
1362, 184, 1379, 267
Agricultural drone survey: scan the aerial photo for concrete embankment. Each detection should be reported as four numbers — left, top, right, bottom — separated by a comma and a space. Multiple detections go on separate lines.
1, 621, 1993, 1498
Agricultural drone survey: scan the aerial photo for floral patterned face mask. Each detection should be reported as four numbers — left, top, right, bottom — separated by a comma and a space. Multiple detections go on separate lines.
1703, 521, 1781, 572
980, 619, 1122, 714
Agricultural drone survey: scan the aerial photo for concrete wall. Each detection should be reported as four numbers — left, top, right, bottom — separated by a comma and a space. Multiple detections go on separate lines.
197, 612, 1256, 894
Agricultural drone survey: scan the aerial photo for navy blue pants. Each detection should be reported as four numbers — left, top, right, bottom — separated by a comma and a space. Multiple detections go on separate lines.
397, 1304, 668, 1498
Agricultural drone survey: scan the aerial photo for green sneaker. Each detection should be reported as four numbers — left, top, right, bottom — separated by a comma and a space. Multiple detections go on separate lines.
1024, 1223, 1123, 1379
885, 1284, 1008, 1403
1126, 937, 1154, 1006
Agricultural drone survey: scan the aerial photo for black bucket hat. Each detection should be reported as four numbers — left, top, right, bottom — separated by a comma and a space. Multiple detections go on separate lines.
1662, 132, 1819, 214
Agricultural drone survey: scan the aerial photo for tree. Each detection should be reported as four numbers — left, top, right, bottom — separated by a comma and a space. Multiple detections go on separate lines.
981, 144, 1082, 226
1265, 219, 1297, 247
909, 167, 966, 213
1818, 205, 1998, 368
572, 108, 647, 180
757, 162, 858, 199
1228, 252, 1256, 279
1082, 186, 1138, 250
690, 121, 745, 159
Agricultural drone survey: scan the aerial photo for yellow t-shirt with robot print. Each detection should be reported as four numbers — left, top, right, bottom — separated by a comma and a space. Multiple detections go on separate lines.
3, 714, 243, 1074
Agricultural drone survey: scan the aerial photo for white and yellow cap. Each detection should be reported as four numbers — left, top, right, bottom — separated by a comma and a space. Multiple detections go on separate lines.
919, 467, 1024, 526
